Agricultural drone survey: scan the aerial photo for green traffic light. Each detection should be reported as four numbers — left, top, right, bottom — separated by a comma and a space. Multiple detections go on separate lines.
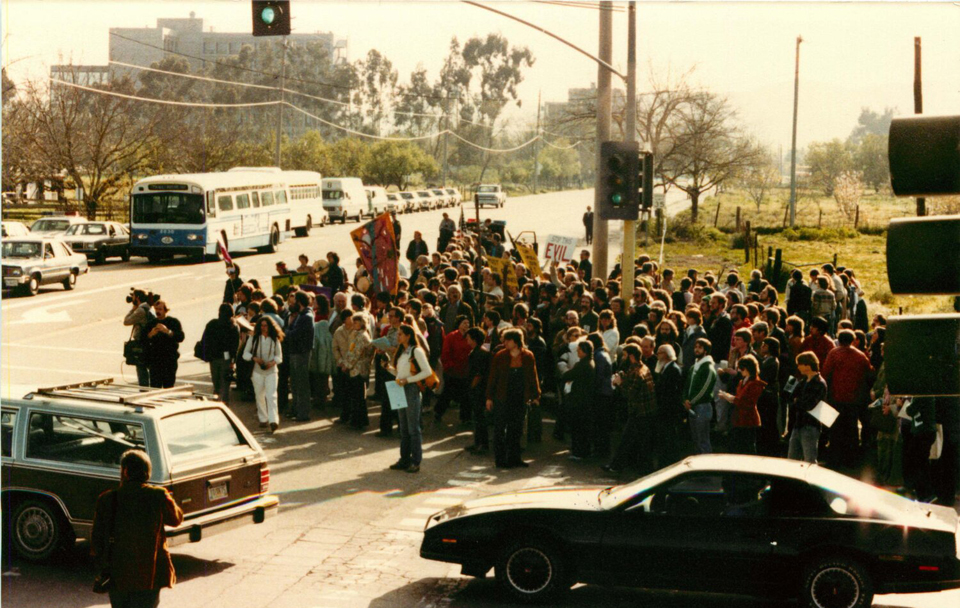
611, 193, 622, 205
260, 6, 277, 24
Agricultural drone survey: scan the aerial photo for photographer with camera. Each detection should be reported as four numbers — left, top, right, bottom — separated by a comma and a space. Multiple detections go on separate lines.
145, 301, 184, 388
123, 289, 158, 387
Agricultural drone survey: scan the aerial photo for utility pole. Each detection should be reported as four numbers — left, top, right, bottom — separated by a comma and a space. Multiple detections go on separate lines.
788, 35, 802, 228
621, 1, 638, 299
274, 36, 288, 168
533, 90, 541, 193
914, 36, 925, 217
442, 90, 450, 187
592, 0, 613, 280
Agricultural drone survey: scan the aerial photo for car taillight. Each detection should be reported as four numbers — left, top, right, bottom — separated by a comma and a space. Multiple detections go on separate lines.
260, 463, 270, 494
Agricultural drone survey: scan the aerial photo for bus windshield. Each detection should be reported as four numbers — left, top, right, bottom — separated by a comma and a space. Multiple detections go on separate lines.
132, 193, 204, 225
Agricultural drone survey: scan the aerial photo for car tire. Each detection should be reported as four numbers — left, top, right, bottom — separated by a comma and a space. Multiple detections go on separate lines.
11, 500, 68, 562
22, 274, 40, 297
62, 271, 77, 291
95, 249, 106, 265
495, 537, 567, 603
801, 556, 873, 608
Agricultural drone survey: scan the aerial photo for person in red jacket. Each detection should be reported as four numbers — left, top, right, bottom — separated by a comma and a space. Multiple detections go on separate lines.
821, 329, 873, 468
486, 329, 541, 468
435, 316, 474, 423
800, 316, 836, 369
719, 355, 765, 455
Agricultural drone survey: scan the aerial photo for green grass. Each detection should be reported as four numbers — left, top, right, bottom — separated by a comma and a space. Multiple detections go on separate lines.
640, 187, 955, 317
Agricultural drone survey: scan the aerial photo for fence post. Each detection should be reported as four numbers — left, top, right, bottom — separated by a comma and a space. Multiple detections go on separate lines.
782, 205, 789, 228
854, 205, 860, 229
735, 206, 741, 232
744, 221, 751, 264
833, 253, 838, 268
818, 209, 823, 229
773, 248, 783, 289
754, 235, 760, 269
714, 203, 722, 228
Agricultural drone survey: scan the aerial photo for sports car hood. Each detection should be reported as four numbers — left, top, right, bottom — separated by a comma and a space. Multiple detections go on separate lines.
449, 485, 606, 517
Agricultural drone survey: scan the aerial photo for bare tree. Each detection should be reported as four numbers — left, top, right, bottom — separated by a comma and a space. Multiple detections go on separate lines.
659, 91, 760, 222
740, 143, 781, 210
18, 72, 162, 219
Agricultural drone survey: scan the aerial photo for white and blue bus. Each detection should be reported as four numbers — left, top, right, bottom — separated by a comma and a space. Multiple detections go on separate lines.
129, 170, 293, 262
228, 167, 326, 236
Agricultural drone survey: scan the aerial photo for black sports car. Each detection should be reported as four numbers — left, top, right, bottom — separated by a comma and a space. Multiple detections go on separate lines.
420, 455, 960, 606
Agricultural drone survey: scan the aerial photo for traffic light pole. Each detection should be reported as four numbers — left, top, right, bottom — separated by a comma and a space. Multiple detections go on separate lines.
621, 1, 638, 300
592, 1, 613, 281
274, 36, 288, 168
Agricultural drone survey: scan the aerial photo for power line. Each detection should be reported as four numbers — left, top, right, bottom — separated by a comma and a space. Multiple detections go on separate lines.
284, 103, 445, 142
48, 78, 281, 108
529, 1, 626, 12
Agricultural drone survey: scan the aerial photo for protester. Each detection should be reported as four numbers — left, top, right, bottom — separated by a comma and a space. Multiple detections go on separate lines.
787, 352, 828, 464
487, 329, 540, 468
718, 355, 765, 455
465, 327, 492, 454
145, 300, 184, 389
201, 304, 240, 403
603, 343, 656, 473
343, 314, 375, 429
560, 339, 596, 461
244, 317, 284, 432
684, 338, 717, 454
385, 324, 433, 473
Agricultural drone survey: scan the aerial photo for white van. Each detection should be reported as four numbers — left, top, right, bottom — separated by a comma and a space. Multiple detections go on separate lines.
322, 178, 366, 223
364, 186, 390, 218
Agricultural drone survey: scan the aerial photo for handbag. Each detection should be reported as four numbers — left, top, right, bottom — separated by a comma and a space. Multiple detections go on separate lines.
123, 333, 144, 366
409, 347, 439, 392
92, 491, 119, 594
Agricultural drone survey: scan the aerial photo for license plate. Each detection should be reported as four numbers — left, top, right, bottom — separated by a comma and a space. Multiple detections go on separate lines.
3, 278, 19, 287
207, 481, 229, 502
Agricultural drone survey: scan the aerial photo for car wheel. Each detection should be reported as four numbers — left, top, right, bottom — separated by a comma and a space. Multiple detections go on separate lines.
11, 500, 67, 562
62, 270, 77, 291
22, 274, 40, 297
495, 538, 567, 603
801, 556, 873, 608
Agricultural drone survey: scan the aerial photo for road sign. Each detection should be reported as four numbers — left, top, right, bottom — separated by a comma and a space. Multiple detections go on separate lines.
653, 192, 666, 210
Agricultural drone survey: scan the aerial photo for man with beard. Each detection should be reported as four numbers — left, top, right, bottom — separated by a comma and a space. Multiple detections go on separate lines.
655, 344, 685, 467
602, 344, 657, 474
579, 294, 599, 334
684, 338, 718, 454
706, 293, 733, 363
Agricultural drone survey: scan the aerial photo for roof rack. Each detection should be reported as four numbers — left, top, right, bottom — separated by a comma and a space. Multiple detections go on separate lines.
32, 378, 199, 409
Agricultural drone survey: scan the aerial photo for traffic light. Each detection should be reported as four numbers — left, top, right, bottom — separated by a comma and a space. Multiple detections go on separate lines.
598, 141, 640, 220
252, 1, 291, 37
640, 151, 654, 210
884, 114, 960, 396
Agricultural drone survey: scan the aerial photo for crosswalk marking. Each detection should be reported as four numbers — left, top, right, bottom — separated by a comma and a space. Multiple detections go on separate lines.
456, 472, 488, 479
446, 479, 477, 487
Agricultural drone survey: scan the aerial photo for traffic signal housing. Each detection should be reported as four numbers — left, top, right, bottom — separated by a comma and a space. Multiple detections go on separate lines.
640, 150, 654, 210
598, 141, 639, 221
252, 1, 291, 37
884, 114, 960, 397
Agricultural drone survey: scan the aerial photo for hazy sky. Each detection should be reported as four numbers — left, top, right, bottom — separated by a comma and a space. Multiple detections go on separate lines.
3, 1, 959, 151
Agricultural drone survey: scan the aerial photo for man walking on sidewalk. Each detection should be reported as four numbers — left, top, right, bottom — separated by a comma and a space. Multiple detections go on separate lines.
583, 206, 594, 244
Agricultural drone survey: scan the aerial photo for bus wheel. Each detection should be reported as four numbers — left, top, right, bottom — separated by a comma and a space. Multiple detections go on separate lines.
265, 225, 280, 253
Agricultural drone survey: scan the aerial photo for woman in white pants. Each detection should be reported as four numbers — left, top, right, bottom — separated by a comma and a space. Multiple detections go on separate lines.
244, 317, 284, 432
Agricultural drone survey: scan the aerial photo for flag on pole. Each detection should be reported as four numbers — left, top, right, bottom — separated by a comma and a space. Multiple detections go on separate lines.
458, 205, 466, 234
216, 232, 233, 266
351, 212, 399, 295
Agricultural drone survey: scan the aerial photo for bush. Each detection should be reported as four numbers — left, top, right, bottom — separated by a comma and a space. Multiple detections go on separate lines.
871, 287, 896, 307
671, 221, 725, 245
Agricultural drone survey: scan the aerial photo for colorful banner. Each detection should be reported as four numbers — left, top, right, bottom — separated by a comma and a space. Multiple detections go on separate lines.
485, 255, 518, 292
271, 272, 310, 295
351, 212, 399, 295
516, 243, 542, 279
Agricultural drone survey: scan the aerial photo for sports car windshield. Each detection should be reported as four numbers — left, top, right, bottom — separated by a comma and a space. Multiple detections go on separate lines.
65, 223, 106, 236
2, 242, 41, 258
599, 461, 687, 509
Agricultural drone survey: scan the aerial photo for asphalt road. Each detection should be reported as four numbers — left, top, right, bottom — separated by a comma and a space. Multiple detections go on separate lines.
2, 188, 956, 607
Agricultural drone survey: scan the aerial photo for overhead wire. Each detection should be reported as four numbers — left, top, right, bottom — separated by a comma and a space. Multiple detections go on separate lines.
529, 1, 626, 12
47, 78, 281, 108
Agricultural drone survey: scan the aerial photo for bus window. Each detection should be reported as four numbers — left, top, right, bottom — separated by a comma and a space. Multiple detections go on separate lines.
218, 195, 234, 212
206, 192, 216, 218
261, 191, 274, 207
275, 190, 288, 205
133, 192, 205, 224
236, 194, 250, 210
252, 192, 260, 208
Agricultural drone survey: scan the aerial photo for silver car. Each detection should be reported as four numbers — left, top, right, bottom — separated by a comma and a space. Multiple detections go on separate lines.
28, 216, 87, 236
2, 236, 90, 296
64, 221, 131, 264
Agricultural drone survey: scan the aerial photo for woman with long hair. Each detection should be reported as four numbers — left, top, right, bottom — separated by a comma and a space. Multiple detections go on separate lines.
598, 310, 620, 357
718, 355, 765, 454
243, 316, 284, 432
385, 324, 433, 473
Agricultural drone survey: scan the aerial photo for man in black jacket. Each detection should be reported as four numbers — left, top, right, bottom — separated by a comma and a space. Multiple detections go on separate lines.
786, 269, 812, 324
583, 206, 594, 244
285, 292, 315, 422
706, 293, 733, 363
757, 337, 782, 457
406, 231, 429, 266
654, 344, 685, 468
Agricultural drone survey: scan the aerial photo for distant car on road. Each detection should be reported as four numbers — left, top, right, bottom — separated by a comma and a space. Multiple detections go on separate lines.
474, 184, 506, 208
431, 188, 451, 208
421, 454, 960, 605
385, 192, 401, 214
2, 236, 89, 296
64, 221, 131, 264
1, 379, 279, 562
415, 190, 438, 211
398, 192, 418, 213
2, 221, 30, 238
364, 186, 391, 218
445, 188, 462, 206
28, 216, 87, 236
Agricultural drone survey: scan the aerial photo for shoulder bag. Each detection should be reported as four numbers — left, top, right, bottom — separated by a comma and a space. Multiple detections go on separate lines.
409, 347, 439, 392
92, 491, 119, 594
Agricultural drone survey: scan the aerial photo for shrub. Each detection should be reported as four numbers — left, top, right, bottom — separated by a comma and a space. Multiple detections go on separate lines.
871, 288, 896, 307
672, 221, 725, 245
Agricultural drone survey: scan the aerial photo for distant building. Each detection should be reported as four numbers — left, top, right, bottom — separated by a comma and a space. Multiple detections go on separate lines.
543, 83, 626, 129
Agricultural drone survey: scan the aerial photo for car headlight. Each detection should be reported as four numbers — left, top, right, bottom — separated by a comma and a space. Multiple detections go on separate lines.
8, 267, 23, 277
186, 234, 199, 241
136, 233, 148, 240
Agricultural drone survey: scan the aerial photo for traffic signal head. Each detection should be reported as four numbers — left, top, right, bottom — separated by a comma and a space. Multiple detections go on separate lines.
252, 1, 291, 37
598, 141, 640, 220
640, 151, 654, 210
888, 115, 960, 197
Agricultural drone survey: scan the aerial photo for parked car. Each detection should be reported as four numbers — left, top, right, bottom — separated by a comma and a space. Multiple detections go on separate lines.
421, 454, 960, 605
474, 184, 506, 208
2, 221, 30, 238
364, 186, 391, 218
64, 221, 131, 264
430, 188, 451, 208
398, 192, 418, 213
28, 216, 87, 236
0, 379, 280, 562
322, 177, 366, 223
445, 188, 462, 206
2, 236, 90, 296
385, 193, 401, 214
415, 190, 438, 211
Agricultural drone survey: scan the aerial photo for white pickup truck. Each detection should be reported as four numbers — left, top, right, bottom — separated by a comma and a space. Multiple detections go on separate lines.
474, 184, 506, 208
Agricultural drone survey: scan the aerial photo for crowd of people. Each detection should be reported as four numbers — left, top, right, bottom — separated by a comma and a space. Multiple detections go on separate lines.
121, 216, 958, 506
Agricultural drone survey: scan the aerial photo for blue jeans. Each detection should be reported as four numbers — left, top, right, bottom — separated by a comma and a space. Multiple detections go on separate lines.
135, 363, 150, 387
397, 384, 423, 465
788, 425, 821, 463
689, 402, 713, 454
289, 352, 312, 420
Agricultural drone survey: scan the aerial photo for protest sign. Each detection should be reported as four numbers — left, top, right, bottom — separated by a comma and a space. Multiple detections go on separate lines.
271, 272, 309, 295
542, 235, 579, 263
516, 243, 542, 278
485, 255, 518, 292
